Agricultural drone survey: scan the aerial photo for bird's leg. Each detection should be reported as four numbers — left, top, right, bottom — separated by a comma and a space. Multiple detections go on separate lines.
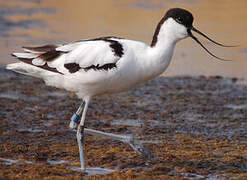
70, 101, 152, 165
69, 102, 84, 130
76, 99, 90, 171
84, 128, 152, 159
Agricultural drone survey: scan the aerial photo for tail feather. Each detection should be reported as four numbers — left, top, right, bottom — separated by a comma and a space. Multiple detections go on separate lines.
6, 63, 32, 76
23, 44, 58, 53
6, 62, 64, 90
6, 62, 55, 78
12, 52, 39, 59
10, 44, 63, 74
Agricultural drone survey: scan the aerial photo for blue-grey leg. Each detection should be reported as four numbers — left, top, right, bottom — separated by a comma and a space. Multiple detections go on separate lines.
70, 99, 152, 171
69, 102, 84, 130
70, 99, 90, 171
84, 128, 152, 159
76, 99, 90, 171
77, 126, 85, 171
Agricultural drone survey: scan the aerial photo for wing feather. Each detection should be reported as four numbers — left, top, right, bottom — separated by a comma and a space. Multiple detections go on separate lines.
12, 37, 124, 74
59, 38, 122, 69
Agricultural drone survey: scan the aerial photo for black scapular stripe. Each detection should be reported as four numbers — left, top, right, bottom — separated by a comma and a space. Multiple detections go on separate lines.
64, 62, 117, 73
64, 63, 81, 73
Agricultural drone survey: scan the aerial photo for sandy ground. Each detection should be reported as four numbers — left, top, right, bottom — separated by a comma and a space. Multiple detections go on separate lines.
0, 66, 246, 179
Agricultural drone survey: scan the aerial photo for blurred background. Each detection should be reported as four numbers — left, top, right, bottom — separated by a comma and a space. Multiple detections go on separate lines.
0, 0, 246, 81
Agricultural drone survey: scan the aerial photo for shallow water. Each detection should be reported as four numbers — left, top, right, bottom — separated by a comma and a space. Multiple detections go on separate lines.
0, 157, 33, 165
47, 159, 70, 165
0, 0, 246, 81
110, 119, 160, 127
0, 157, 19, 165
68, 166, 115, 176
0, 157, 115, 176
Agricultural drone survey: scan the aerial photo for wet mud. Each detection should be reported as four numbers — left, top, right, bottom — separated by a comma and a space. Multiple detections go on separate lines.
0, 66, 246, 179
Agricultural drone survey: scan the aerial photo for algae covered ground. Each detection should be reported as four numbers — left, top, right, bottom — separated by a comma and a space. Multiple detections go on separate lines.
0, 66, 246, 179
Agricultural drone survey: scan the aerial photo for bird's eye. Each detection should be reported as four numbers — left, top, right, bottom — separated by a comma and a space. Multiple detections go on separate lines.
176, 17, 182, 23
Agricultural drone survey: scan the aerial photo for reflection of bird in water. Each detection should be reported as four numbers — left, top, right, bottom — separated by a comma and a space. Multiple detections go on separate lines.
7, 8, 233, 172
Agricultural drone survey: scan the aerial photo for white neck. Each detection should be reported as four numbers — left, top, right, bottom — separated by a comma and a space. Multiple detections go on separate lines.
142, 18, 186, 80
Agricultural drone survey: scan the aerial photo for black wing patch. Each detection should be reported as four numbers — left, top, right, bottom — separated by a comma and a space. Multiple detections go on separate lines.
12, 44, 65, 74
23, 44, 57, 53
83, 63, 117, 72
80, 37, 124, 57
38, 50, 63, 62
64, 63, 117, 73
64, 63, 81, 73
106, 39, 124, 57
15, 56, 62, 74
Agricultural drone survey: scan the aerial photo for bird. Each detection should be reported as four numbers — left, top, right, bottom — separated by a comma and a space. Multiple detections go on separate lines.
6, 8, 233, 172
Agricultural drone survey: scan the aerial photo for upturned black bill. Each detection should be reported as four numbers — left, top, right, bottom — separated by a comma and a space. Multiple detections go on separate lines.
191, 27, 236, 47
188, 28, 232, 61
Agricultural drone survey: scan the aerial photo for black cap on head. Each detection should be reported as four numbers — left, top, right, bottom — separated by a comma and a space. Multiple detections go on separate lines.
152, 8, 234, 61
164, 8, 194, 28
151, 8, 194, 47
166, 8, 234, 61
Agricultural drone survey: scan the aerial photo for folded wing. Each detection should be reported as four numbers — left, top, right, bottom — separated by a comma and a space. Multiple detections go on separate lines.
12, 37, 124, 75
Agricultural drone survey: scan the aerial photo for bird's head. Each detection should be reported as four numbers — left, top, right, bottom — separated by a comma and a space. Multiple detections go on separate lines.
152, 8, 234, 61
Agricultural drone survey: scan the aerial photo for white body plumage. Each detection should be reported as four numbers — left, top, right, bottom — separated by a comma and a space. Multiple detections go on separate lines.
7, 18, 187, 100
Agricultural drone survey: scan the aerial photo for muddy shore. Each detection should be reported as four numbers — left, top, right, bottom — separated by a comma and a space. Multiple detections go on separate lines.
0, 66, 246, 179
